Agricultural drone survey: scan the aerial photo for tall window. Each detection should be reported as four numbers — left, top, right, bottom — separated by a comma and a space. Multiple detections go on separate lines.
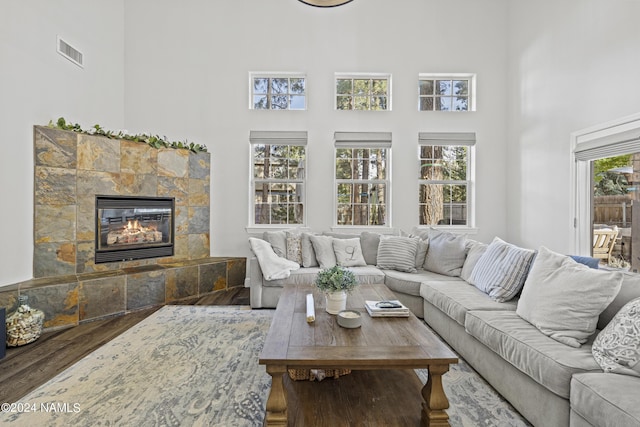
250, 131, 307, 226
250, 73, 306, 110
573, 114, 640, 272
335, 74, 391, 111
418, 74, 475, 111
419, 132, 475, 226
335, 132, 391, 226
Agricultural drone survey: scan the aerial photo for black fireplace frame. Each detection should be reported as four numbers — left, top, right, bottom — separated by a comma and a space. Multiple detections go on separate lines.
94, 195, 175, 264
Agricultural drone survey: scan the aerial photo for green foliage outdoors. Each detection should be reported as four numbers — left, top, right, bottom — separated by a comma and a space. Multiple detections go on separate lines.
48, 117, 207, 153
593, 155, 631, 196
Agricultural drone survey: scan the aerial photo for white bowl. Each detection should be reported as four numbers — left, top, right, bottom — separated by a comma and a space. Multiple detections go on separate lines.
337, 310, 362, 328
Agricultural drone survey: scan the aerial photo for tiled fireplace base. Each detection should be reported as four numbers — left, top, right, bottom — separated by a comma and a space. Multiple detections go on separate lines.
0, 257, 246, 331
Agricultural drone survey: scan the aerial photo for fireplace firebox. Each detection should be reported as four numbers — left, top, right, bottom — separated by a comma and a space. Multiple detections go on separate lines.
95, 196, 175, 263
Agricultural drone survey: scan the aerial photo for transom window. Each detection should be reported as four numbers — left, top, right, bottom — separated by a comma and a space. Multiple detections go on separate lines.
250, 73, 306, 110
335, 132, 391, 226
418, 74, 475, 112
419, 132, 475, 226
250, 131, 306, 226
335, 74, 391, 111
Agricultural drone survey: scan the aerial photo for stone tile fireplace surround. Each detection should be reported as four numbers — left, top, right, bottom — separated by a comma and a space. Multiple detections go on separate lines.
0, 126, 245, 331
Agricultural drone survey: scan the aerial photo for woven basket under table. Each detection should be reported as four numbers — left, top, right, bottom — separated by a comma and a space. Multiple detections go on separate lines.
287, 368, 352, 381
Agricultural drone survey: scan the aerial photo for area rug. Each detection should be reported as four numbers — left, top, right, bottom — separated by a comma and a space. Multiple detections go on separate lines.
0, 306, 531, 426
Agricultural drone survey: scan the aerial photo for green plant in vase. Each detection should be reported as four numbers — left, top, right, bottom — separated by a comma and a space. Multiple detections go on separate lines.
315, 265, 356, 314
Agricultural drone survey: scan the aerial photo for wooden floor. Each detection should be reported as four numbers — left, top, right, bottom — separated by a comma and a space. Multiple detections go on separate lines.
0, 287, 250, 404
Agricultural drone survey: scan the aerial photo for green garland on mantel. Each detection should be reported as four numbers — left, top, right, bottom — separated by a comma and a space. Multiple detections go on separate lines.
47, 117, 207, 153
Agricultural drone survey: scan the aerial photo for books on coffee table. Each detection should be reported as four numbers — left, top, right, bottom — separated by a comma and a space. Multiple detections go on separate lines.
364, 300, 410, 317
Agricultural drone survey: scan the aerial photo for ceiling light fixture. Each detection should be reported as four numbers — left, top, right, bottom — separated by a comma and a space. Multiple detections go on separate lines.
298, 0, 353, 7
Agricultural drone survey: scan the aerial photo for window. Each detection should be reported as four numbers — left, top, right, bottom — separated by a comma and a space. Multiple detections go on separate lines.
250, 73, 306, 110
418, 74, 475, 111
572, 113, 640, 271
335, 74, 391, 111
335, 132, 391, 226
418, 132, 475, 226
250, 131, 307, 226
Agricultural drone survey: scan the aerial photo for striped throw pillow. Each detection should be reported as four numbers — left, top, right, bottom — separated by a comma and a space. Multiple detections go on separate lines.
376, 236, 419, 273
469, 237, 536, 302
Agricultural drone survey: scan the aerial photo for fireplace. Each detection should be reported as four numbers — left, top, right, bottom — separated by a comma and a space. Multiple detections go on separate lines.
95, 196, 175, 264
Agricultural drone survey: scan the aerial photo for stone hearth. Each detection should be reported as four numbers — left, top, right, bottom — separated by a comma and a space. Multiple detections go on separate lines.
0, 126, 245, 332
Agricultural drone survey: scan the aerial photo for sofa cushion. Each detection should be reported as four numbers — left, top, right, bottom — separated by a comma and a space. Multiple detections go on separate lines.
310, 235, 337, 269
376, 236, 419, 273
384, 269, 459, 297
333, 237, 367, 267
263, 265, 385, 287
469, 237, 536, 302
360, 231, 381, 265
420, 280, 517, 326
423, 229, 467, 276
300, 232, 319, 267
517, 246, 623, 348
465, 310, 601, 399
592, 297, 640, 377
286, 232, 303, 264
599, 272, 640, 330
571, 373, 640, 427
460, 239, 487, 283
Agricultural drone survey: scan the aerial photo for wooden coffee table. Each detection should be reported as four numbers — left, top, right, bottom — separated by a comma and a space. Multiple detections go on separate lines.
259, 283, 458, 426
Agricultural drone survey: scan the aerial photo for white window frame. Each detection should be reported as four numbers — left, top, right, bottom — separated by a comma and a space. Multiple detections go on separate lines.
249, 131, 307, 228
418, 132, 476, 229
333, 131, 392, 228
334, 73, 392, 111
249, 72, 307, 110
571, 112, 640, 256
418, 73, 476, 112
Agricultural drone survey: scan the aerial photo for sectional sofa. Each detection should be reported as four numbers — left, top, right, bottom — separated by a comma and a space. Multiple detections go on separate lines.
248, 228, 640, 427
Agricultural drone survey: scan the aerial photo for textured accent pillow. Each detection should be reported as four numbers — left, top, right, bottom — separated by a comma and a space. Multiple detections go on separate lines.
423, 230, 467, 276
285, 232, 303, 265
359, 231, 381, 265
516, 246, 624, 348
333, 238, 367, 267
460, 240, 488, 283
592, 297, 640, 377
376, 236, 419, 273
309, 235, 337, 269
469, 237, 536, 302
300, 232, 319, 267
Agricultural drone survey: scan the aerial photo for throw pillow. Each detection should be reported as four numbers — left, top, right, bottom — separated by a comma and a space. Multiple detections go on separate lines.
300, 232, 319, 267
360, 231, 381, 265
309, 235, 337, 269
263, 230, 288, 258
423, 229, 467, 276
569, 255, 600, 269
415, 239, 429, 269
460, 240, 488, 283
469, 237, 536, 302
516, 246, 624, 348
333, 238, 367, 267
286, 232, 303, 265
592, 297, 640, 377
376, 236, 419, 273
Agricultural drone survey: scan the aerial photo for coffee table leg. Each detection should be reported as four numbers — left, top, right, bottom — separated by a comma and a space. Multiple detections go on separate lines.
264, 365, 287, 426
421, 364, 451, 427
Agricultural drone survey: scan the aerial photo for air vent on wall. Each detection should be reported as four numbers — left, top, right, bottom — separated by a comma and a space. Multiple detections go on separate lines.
57, 36, 83, 68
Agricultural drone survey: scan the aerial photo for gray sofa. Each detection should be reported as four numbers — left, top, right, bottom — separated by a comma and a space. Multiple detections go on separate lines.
249, 230, 640, 427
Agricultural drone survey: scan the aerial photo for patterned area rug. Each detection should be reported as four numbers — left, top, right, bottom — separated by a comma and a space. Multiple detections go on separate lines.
1, 306, 531, 426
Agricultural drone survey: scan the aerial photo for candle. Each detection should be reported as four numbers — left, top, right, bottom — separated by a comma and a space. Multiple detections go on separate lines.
306, 293, 315, 323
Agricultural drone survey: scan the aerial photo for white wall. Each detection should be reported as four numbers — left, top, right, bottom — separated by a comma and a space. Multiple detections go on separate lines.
506, 0, 640, 253
0, 0, 125, 287
124, 0, 510, 262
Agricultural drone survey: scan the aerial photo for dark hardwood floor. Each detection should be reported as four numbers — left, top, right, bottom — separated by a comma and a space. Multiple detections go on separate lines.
0, 287, 251, 404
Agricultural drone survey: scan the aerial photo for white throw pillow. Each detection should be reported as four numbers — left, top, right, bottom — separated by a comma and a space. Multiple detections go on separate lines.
592, 297, 640, 377
333, 238, 367, 267
469, 237, 536, 302
376, 236, 419, 273
423, 229, 467, 276
516, 246, 624, 348
309, 235, 337, 269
